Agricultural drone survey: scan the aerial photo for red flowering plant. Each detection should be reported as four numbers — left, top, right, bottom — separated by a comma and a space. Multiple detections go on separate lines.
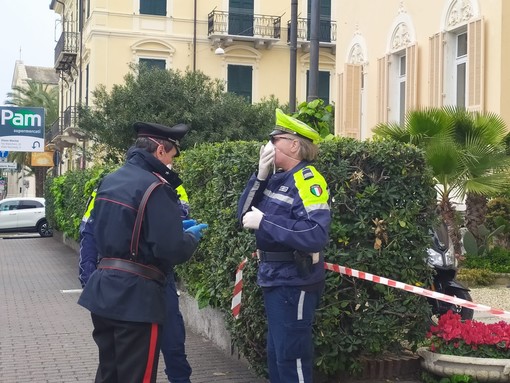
426, 310, 510, 359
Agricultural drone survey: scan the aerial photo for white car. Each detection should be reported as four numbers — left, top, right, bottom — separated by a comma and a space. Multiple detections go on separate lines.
0, 197, 53, 237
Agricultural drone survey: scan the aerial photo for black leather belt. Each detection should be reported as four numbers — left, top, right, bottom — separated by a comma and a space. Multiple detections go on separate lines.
257, 250, 295, 262
98, 258, 166, 285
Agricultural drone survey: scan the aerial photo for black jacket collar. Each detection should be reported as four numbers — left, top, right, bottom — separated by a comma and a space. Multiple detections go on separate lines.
127, 147, 183, 189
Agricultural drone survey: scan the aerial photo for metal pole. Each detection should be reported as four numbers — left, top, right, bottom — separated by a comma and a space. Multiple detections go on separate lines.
289, 0, 298, 113
308, 0, 320, 102
193, 0, 197, 71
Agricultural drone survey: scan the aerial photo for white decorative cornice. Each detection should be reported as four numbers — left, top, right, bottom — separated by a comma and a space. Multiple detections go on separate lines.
446, 0, 474, 28
391, 22, 411, 51
345, 34, 368, 66
398, 1, 406, 14
348, 44, 365, 65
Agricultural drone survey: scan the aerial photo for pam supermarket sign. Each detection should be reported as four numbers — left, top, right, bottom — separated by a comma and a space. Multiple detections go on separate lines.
0, 106, 45, 152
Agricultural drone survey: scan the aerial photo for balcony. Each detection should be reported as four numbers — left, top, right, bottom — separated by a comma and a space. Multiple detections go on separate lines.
208, 10, 281, 49
46, 118, 62, 145
287, 18, 337, 52
54, 31, 79, 73
62, 106, 86, 139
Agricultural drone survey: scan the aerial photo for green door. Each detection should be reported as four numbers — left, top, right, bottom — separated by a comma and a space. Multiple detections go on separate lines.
307, 70, 330, 105
307, 0, 331, 42
229, 0, 254, 36
228, 65, 253, 103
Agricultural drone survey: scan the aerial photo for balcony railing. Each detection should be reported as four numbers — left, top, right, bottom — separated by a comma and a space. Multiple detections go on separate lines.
208, 9, 281, 47
63, 106, 86, 139
47, 118, 62, 144
54, 31, 79, 72
287, 18, 337, 46
63, 106, 76, 130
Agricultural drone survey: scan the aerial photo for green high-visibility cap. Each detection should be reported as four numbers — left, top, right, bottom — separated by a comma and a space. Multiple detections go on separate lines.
270, 108, 321, 144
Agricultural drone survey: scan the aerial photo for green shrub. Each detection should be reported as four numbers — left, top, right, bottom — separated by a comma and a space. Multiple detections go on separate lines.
44, 165, 116, 240
462, 247, 510, 273
47, 138, 437, 378
486, 197, 510, 249
176, 138, 437, 377
456, 268, 496, 286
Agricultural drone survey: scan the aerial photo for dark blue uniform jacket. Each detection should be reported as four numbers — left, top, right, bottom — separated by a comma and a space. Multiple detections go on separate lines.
78, 148, 198, 324
238, 161, 331, 287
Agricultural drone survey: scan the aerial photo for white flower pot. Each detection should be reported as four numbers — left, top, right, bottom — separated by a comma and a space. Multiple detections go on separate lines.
417, 347, 510, 382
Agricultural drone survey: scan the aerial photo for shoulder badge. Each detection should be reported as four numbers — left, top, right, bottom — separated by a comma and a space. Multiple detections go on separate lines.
302, 167, 314, 180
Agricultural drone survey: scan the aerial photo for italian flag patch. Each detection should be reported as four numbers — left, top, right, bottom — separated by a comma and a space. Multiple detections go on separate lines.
310, 184, 323, 197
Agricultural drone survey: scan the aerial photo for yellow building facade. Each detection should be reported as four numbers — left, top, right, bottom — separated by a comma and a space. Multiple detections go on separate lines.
49, 0, 338, 171
335, 0, 510, 140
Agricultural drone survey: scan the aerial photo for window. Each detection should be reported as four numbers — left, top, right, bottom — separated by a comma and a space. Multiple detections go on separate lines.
227, 65, 253, 103
443, 28, 468, 108
455, 32, 467, 108
229, 0, 254, 36
85, 64, 89, 106
398, 55, 406, 125
140, 0, 166, 16
139, 58, 166, 71
307, 0, 332, 42
306, 70, 330, 105
386, 52, 407, 125
19, 200, 43, 209
0, 201, 18, 211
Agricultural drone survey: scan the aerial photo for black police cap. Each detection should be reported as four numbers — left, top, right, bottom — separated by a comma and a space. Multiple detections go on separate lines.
133, 122, 190, 147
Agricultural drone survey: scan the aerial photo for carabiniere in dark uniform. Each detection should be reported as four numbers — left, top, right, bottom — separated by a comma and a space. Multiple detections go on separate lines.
79, 122, 206, 383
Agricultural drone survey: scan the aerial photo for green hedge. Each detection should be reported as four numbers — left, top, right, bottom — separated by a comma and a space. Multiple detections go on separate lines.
175, 138, 437, 377
44, 165, 117, 240
45, 138, 437, 378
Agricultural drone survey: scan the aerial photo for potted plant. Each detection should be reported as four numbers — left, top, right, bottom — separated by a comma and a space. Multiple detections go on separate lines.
417, 310, 510, 382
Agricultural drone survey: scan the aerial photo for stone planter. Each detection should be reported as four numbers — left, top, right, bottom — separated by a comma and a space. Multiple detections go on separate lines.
417, 347, 510, 382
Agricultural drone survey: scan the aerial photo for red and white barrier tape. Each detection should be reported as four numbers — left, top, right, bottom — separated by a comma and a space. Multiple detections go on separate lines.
231, 258, 510, 319
231, 258, 248, 319
324, 262, 510, 319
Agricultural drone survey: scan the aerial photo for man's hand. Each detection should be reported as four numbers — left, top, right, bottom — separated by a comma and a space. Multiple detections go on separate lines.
185, 223, 209, 240
242, 206, 264, 230
182, 219, 197, 230
257, 141, 275, 181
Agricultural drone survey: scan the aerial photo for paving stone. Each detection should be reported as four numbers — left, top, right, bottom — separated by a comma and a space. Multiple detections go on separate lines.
0, 237, 265, 383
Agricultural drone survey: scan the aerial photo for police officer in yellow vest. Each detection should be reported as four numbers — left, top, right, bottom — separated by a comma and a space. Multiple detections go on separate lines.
238, 109, 331, 383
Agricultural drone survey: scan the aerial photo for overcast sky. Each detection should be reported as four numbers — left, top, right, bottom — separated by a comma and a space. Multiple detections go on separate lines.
0, 0, 59, 105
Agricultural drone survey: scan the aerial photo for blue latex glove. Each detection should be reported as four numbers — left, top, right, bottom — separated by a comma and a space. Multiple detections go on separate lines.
182, 219, 197, 230
185, 223, 209, 241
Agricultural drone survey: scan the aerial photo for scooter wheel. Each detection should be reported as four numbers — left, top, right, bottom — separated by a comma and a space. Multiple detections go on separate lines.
444, 286, 474, 320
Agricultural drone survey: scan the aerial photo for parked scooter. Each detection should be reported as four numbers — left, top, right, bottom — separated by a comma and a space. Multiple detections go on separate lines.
426, 223, 474, 320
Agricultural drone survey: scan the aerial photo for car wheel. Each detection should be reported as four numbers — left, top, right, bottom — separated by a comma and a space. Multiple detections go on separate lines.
38, 220, 53, 237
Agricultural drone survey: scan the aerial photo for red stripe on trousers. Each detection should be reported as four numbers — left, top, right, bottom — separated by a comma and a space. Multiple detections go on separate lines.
143, 323, 159, 383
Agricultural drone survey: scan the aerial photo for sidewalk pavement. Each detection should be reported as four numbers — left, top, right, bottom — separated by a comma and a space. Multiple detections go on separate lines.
0, 236, 266, 383
0, 235, 425, 383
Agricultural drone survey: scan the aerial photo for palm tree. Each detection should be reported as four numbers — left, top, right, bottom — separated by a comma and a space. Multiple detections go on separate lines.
373, 107, 510, 256
453, 108, 510, 243
5, 80, 59, 197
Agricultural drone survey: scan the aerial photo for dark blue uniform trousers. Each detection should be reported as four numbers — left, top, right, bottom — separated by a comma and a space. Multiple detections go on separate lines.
160, 272, 192, 383
91, 314, 161, 383
263, 286, 321, 383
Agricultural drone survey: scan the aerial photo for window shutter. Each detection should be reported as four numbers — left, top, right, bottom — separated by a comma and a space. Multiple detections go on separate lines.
336, 72, 343, 136
227, 65, 253, 103
405, 44, 418, 112
140, 0, 166, 16
467, 18, 484, 112
428, 32, 444, 107
318, 71, 330, 105
377, 56, 388, 124
343, 64, 361, 139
